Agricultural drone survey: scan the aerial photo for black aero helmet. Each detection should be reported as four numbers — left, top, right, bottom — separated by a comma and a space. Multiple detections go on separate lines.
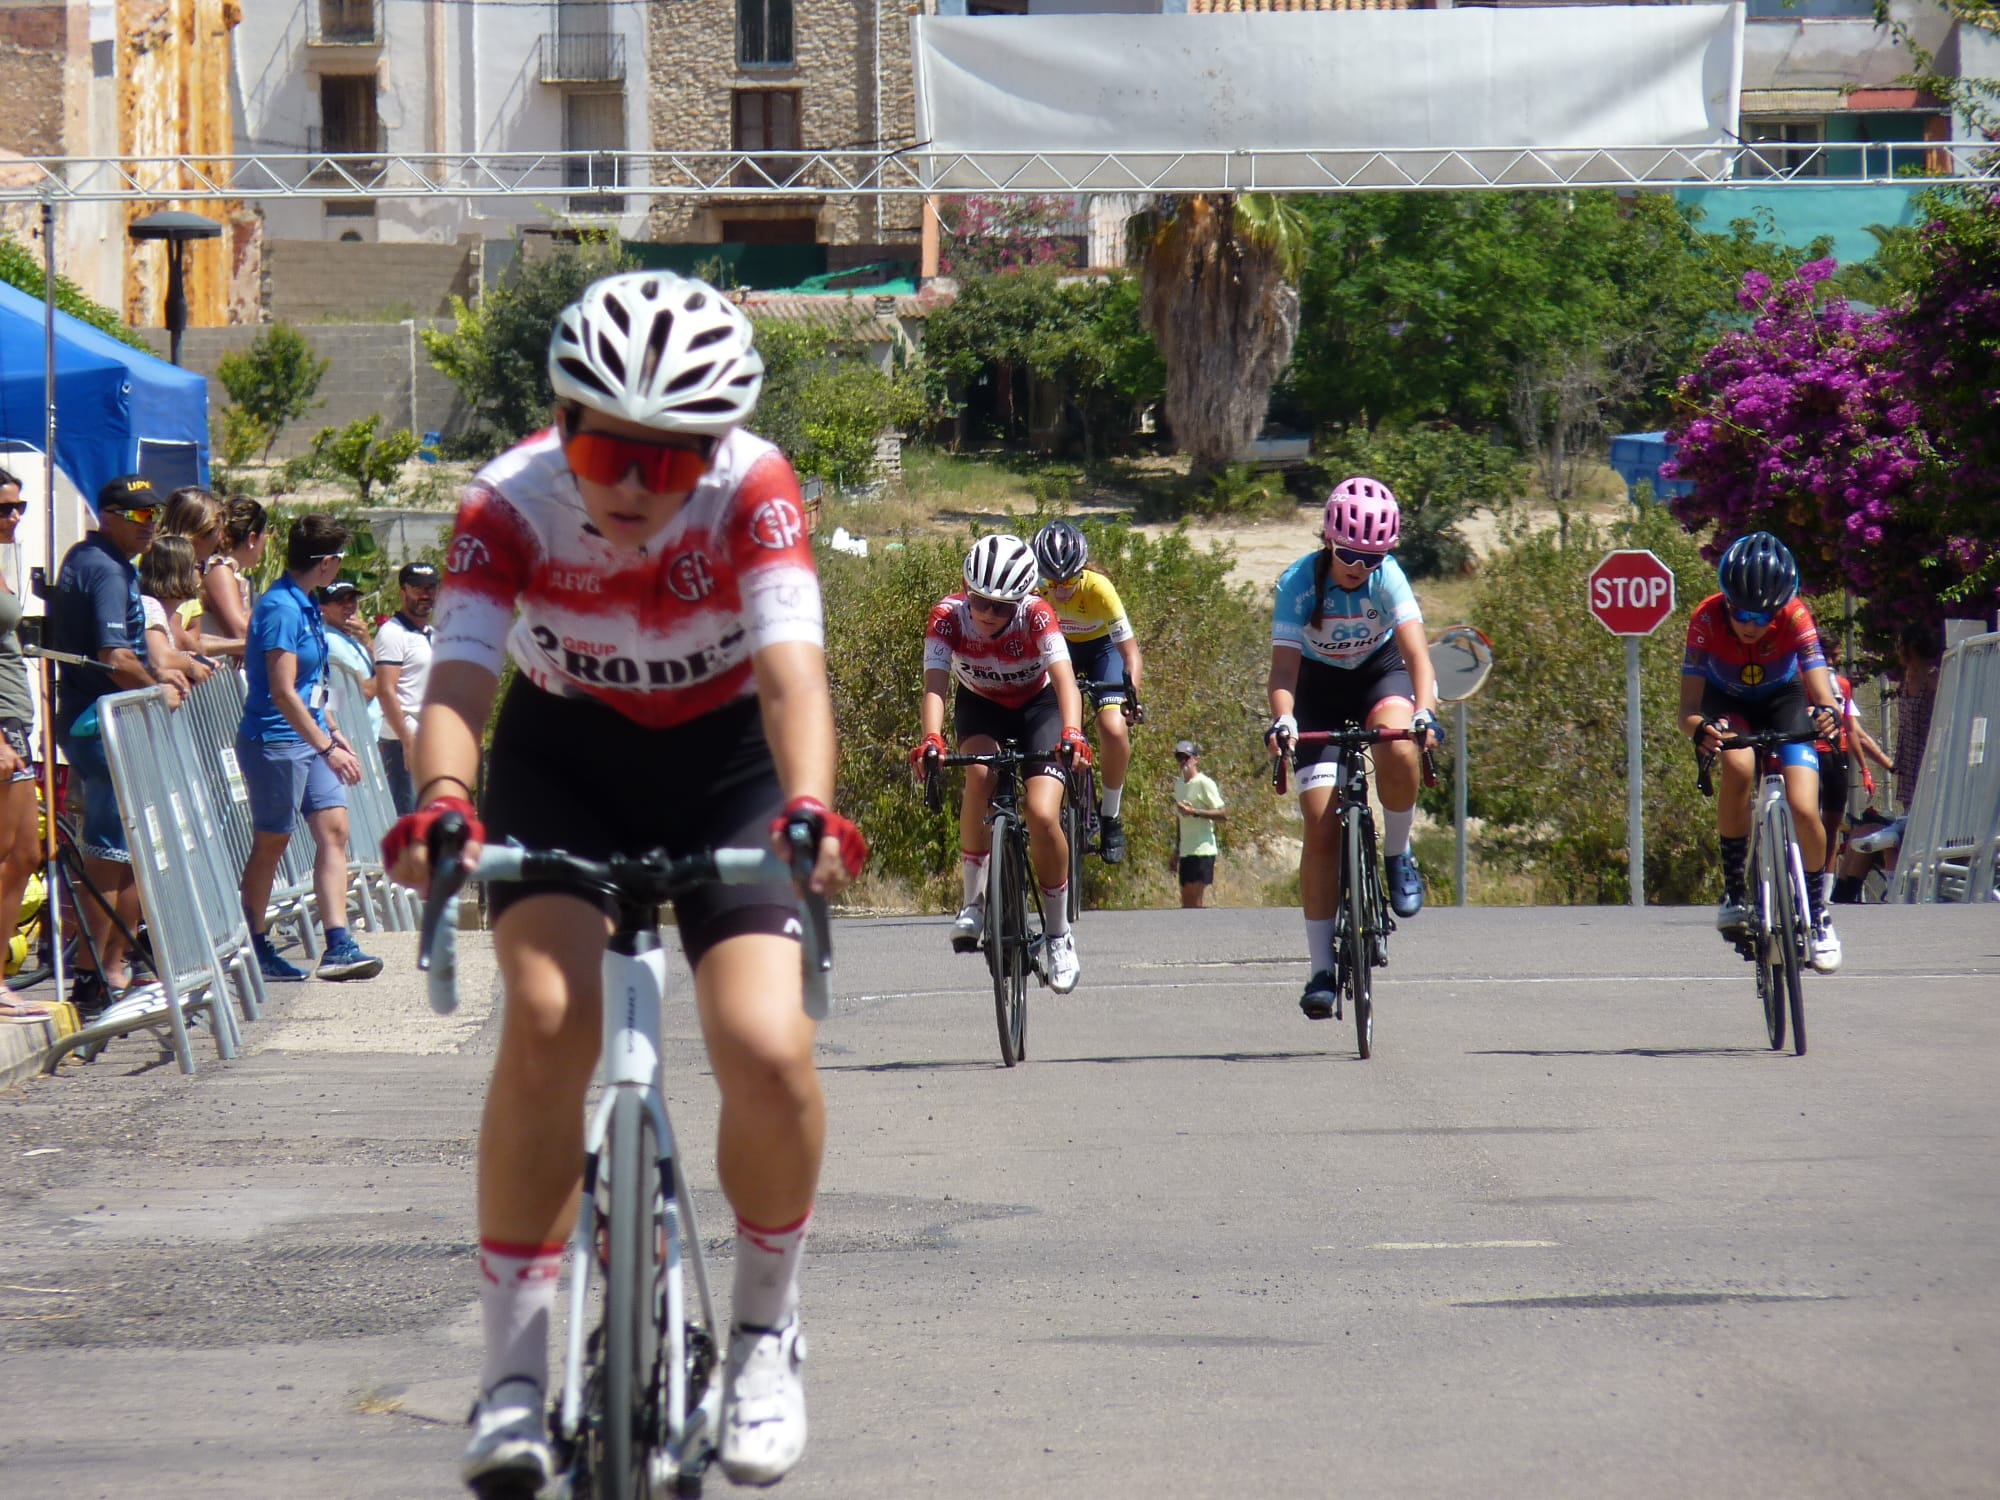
1032, 520, 1089, 582
1717, 531, 1799, 614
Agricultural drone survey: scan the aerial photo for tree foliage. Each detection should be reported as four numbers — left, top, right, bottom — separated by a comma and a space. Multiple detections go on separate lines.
751, 318, 928, 489
1316, 425, 1524, 578
422, 235, 632, 449
0, 234, 149, 351
1463, 507, 1719, 905
216, 323, 331, 461
308, 414, 420, 503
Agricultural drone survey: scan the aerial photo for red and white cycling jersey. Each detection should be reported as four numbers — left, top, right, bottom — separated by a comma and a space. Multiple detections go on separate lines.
432, 427, 823, 730
923, 594, 1069, 709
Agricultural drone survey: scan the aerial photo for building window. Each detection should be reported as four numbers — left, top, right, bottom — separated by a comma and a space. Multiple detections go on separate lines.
316, 75, 381, 155
1741, 119, 1825, 179
311, 0, 380, 46
565, 93, 627, 214
739, 0, 794, 67
733, 90, 802, 187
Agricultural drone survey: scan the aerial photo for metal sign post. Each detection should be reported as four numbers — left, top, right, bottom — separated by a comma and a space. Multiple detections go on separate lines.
1587, 551, 1677, 908
1427, 626, 1494, 908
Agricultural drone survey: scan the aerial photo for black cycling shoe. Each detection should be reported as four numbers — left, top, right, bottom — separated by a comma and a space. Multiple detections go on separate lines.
1299, 969, 1338, 1021
1098, 813, 1127, 865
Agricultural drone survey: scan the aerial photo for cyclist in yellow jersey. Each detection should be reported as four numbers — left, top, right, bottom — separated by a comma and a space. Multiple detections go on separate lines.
1032, 522, 1143, 863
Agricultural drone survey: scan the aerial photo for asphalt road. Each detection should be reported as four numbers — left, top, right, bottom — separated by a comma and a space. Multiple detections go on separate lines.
2, 902, 1996, 1500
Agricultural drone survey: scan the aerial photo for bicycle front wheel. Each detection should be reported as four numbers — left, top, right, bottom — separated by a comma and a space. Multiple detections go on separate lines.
987, 817, 1029, 1066
602, 1089, 664, 1499
1753, 843, 1786, 1051
1779, 832, 1810, 1056
1344, 808, 1373, 1060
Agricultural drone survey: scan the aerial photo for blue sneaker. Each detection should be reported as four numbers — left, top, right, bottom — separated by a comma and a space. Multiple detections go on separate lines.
257, 945, 308, 983
1384, 853, 1425, 918
316, 937, 383, 982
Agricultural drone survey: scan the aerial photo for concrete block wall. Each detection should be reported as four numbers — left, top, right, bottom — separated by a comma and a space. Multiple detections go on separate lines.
645, 0, 922, 249
139, 323, 470, 461
264, 238, 482, 325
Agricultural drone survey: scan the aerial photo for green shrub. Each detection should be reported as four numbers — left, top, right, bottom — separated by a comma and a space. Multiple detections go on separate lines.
1316, 425, 1524, 579
753, 319, 928, 490
308, 415, 420, 503
1464, 505, 1718, 904
216, 323, 331, 460
822, 513, 1288, 908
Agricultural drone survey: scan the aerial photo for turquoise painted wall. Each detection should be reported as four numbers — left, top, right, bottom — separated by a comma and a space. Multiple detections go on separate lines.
1675, 184, 1931, 267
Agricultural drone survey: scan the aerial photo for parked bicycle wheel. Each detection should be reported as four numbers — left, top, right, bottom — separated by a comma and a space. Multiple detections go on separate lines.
601, 1089, 665, 1500
1343, 808, 1373, 1060
986, 816, 1030, 1066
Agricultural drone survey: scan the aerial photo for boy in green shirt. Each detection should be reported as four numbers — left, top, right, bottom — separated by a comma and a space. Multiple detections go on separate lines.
1173, 740, 1226, 908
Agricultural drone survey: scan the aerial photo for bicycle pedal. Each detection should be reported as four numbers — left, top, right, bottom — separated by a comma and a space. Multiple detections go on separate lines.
950, 932, 980, 955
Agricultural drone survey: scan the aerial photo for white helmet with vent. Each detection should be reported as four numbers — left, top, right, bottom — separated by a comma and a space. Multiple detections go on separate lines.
963, 535, 1039, 603
548, 271, 763, 436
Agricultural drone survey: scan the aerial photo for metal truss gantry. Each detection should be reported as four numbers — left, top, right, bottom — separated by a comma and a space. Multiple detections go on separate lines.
1, 141, 1994, 204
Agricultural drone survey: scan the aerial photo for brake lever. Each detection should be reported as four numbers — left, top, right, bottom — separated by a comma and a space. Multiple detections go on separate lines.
784, 820, 833, 1021
417, 813, 472, 1014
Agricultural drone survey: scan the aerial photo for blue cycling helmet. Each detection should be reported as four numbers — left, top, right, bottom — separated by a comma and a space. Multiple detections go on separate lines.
1717, 532, 1798, 614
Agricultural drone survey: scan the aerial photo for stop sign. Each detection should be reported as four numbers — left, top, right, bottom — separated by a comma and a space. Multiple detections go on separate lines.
1588, 550, 1676, 636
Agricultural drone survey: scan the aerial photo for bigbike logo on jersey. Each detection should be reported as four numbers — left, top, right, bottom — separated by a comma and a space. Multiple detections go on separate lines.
527, 620, 747, 688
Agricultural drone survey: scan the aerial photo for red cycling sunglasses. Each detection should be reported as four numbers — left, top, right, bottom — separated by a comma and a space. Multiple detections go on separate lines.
562, 429, 712, 493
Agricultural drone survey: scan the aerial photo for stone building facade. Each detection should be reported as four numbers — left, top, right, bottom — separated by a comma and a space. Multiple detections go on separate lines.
645, 0, 923, 257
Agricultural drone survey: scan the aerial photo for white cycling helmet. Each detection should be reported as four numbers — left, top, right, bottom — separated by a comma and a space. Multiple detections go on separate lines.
963, 534, 1039, 603
548, 271, 763, 436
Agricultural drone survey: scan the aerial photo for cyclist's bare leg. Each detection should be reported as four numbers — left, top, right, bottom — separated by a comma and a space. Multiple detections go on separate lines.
1298, 784, 1341, 920
955, 735, 1000, 861
1367, 700, 1420, 817
694, 932, 824, 1231
1095, 703, 1131, 796
1782, 762, 1827, 871
1715, 749, 1757, 838
1023, 770, 1069, 893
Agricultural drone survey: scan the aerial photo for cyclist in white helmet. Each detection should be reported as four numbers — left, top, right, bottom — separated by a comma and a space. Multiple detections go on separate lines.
382, 271, 868, 1495
912, 533, 1090, 993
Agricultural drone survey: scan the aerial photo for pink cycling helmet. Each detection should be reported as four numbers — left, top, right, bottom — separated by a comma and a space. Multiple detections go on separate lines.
1323, 476, 1400, 552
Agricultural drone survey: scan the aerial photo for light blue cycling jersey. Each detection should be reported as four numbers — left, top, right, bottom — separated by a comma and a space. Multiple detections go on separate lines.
1271, 551, 1422, 668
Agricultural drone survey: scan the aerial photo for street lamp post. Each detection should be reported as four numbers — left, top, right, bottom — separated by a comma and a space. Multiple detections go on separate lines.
127, 210, 222, 366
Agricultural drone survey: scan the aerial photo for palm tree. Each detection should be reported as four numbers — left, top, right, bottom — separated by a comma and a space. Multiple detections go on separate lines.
1135, 194, 1308, 478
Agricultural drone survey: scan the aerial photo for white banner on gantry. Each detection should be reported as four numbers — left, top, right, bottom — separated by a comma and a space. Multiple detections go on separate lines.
910, 6, 1745, 191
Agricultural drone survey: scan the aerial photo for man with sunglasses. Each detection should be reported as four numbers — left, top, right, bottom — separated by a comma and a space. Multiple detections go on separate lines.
374, 560, 438, 815
1266, 476, 1441, 1023
1679, 531, 1844, 971
50, 474, 192, 1019
380, 270, 867, 1496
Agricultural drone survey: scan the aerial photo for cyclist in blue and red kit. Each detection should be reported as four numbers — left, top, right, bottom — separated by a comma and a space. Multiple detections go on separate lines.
1678, 532, 1844, 972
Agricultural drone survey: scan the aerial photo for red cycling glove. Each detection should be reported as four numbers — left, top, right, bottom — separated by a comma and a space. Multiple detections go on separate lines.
1058, 726, 1093, 768
381, 796, 482, 872
909, 732, 948, 770
772, 795, 870, 881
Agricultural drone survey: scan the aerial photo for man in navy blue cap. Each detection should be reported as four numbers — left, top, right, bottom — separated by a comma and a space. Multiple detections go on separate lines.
51, 475, 192, 1018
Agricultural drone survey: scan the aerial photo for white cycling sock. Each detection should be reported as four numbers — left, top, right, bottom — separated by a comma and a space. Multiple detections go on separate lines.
961, 850, 989, 907
1382, 806, 1415, 858
1042, 886, 1071, 938
478, 1238, 565, 1396
733, 1210, 810, 1329
1306, 917, 1338, 974
1101, 784, 1124, 818
1820, 870, 1835, 904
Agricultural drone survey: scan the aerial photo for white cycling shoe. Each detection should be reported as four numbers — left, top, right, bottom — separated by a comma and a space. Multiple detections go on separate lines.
721, 1317, 808, 1487
461, 1378, 553, 1495
950, 901, 984, 954
1809, 915, 1843, 974
1044, 931, 1081, 994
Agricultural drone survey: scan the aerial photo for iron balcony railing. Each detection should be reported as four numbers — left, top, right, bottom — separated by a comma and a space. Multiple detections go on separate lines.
306, 1, 382, 46
540, 32, 627, 85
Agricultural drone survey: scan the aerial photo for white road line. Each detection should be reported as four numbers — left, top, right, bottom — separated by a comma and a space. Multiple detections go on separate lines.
1360, 1240, 1562, 1251
847, 972, 1980, 1004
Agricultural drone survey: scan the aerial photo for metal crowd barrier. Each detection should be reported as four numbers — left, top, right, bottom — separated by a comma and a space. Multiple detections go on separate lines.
327, 662, 418, 932
1891, 631, 2000, 904
46, 687, 244, 1073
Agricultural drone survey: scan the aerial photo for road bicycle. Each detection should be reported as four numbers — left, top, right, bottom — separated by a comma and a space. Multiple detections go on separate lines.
924, 743, 1046, 1066
1698, 727, 1820, 1056
1059, 681, 1143, 917
418, 816, 832, 1500
1272, 726, 1431, 1061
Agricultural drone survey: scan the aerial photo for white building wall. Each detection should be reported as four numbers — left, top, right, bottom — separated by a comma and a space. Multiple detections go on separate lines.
230, 1, 651, 245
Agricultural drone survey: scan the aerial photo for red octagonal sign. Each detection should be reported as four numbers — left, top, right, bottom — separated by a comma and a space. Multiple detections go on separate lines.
1588, 549, 1676, 636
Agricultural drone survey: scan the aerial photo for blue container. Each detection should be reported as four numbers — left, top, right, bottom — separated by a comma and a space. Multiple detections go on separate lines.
1608, 432, 1694, 504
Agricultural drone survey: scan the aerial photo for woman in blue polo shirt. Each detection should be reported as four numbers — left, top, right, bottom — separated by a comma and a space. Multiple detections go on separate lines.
236, 513, 381, 983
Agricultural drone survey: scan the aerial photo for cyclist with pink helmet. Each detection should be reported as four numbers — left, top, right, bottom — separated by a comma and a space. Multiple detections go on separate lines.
1266, 477, 1441, 1021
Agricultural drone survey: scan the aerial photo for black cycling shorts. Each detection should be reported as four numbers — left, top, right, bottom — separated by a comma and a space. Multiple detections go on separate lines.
953, 681, 1068, 785
1818, 748, 1849, 819
480, 680, 798, 967
1699, 681, 1819, 772
1292, 648, 1416, 783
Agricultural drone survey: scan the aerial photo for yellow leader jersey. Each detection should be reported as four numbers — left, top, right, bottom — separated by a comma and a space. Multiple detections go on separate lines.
1040, 570, 1134, 646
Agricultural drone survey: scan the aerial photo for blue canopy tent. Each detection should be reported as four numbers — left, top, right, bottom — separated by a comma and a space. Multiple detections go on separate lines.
0, 277, 209, 508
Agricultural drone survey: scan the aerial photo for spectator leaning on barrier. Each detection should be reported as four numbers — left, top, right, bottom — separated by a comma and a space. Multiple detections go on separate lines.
1892, 620, 1941, 813
202, 495, 267, 658
319, 580, 384, 744
51, 475, 191, 1020
236, 513, 383, 985
373, 560, 437, 816
1173, 740, 1227, 909
138, 536, 217, 688
161, 487, 240, 659
0, 469, 46, 1018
